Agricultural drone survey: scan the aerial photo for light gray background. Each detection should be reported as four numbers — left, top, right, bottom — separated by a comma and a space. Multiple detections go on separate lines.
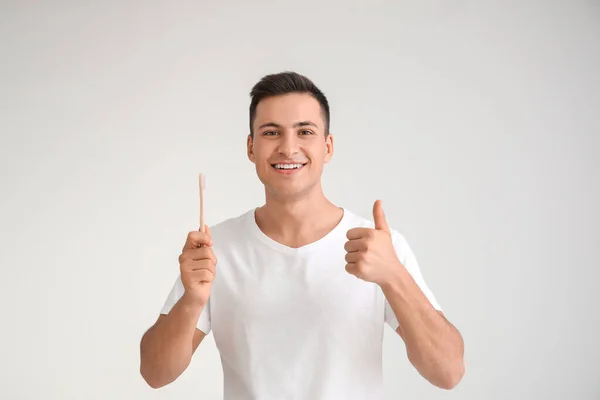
1, 1, 599, 399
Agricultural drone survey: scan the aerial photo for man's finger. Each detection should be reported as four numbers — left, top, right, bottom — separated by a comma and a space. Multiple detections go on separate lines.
345, 251, 363, 263
345, 262, 365, 279
183, 230, 213, 250
373, 200, 390, 233
344, 239, 367, 253
346, 227, 372, 240
191, 269, 214, 284
181, 247, 217, 264
345, 262, 357, 275
191, 261, 216, 275
181, 258, 216, 275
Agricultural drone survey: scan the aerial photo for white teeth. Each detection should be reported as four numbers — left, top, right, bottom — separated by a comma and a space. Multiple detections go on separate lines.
274, 163, 304, 170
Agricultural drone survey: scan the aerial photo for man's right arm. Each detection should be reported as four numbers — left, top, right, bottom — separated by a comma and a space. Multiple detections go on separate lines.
139, 294, 207, 388
140, 228, 216, 389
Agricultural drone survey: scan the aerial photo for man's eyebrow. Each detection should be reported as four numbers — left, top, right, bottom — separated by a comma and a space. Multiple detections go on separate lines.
257, 121, 319, 130
257, 122, 281, 130
293, 121, 318, 128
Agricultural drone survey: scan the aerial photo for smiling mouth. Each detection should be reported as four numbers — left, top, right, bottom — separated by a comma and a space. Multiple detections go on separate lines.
271, 163, 307, 170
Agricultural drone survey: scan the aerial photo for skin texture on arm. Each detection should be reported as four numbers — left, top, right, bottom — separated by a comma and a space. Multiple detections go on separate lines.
382, 272, 465, 390
139, 294, 208, 388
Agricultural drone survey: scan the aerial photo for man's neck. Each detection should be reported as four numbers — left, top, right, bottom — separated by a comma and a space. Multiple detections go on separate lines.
255, 188, 344, 248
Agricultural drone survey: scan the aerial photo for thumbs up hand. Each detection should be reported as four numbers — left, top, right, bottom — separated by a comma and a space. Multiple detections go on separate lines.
344, 200, 403, 286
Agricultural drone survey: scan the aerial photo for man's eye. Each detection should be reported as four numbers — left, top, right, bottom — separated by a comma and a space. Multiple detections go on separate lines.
299, 130, 313, 135
263, 131, 278, 136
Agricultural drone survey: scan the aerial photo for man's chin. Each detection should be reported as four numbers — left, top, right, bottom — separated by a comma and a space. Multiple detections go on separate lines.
265, 181, 321, 200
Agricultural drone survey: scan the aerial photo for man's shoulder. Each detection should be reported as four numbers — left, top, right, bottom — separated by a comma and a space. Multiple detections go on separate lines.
342, 208, 375, 229
208, 208, 254, 236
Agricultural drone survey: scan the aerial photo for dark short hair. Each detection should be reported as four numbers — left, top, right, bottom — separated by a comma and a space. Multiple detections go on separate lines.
249, 71, 330, 138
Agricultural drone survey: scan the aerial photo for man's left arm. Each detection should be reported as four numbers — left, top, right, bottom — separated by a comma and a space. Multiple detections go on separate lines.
381, 267, 465, 390
344, 200, 465, 390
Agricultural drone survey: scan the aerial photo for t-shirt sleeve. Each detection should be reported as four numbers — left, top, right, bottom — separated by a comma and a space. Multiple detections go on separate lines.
384, 230, 443, 331
160, 274, 211, 335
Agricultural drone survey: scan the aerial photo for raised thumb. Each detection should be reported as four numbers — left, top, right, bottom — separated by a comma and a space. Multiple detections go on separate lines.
373, 200, 390, 232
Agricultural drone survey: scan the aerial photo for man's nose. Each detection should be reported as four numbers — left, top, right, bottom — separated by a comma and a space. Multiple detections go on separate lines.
277, 132, 299, 157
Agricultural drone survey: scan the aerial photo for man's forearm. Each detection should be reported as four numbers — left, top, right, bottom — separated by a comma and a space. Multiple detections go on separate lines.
140, 294, 205, 388
381, 267, 465, 390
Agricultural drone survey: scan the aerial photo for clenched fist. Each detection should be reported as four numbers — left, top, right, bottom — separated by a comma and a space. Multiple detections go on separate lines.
178, 226, 217, 307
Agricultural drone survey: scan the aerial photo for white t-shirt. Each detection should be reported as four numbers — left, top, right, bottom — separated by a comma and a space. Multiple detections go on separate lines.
161, 207, 442, 400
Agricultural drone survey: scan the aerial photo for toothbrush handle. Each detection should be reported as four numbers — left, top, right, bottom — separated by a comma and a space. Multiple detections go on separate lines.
199, 173, 205, 233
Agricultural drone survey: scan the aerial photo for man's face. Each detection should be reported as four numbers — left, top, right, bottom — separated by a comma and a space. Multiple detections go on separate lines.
247, 93, 333, 199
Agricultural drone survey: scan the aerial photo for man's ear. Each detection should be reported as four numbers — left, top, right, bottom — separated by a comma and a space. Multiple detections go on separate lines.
324, 132, 334, 163
247, 134, 256, 163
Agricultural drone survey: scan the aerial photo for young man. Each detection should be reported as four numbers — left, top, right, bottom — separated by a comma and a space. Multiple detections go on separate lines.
139, 72, 465, 399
